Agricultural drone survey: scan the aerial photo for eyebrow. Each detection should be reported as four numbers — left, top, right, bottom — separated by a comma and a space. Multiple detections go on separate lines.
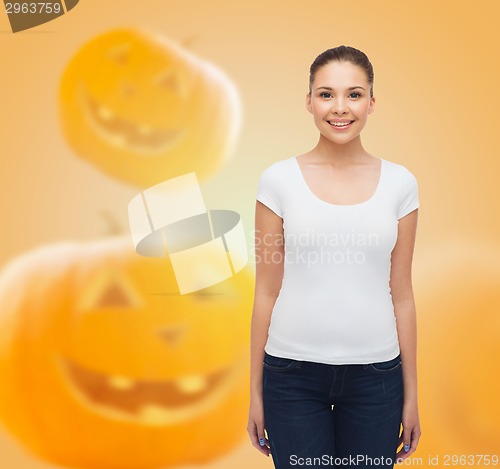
315, 86, 365, 91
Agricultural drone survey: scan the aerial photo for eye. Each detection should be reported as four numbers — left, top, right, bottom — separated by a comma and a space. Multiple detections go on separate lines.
155, 70, 176, 89
107, 44, 130, 66
154, 69, 185, 96
78, 268, 143, 312
319, 92, 362, 99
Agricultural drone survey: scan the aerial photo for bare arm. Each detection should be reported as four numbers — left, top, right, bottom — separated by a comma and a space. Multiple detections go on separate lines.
247, 200, 284, 456
250, 201, 285, 393
391, 208, 418, 403
389, 208, 422, 461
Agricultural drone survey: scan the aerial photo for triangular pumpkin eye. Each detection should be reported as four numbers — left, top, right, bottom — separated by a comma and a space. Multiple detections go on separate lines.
107, 44, 130, 65
78, 267, 142, 312
155, 69, 178, 91
96, 281, 134, 308
154, 69, 185, 96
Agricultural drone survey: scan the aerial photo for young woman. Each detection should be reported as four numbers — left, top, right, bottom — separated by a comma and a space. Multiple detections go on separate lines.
247, 46, 422, 469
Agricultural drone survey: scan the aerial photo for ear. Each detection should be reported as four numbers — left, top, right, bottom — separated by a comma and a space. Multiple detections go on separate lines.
305, 93, 312, 114
368, 96, 376, 115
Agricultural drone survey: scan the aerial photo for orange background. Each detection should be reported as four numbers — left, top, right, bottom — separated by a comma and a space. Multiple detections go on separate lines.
0, 0, 499, 468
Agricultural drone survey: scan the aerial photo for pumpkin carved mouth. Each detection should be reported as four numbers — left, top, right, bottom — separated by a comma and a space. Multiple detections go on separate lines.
57, 355, 240, 425
80, 82, 187, 153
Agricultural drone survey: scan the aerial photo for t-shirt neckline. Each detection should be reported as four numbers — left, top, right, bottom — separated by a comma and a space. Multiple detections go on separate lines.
292, 156, 385, 208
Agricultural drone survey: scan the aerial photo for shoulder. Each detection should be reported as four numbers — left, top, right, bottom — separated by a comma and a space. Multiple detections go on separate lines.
256, 158, 294, 217
383, 158, 418, 185
260, 157, 293, 173
258, 157, 294, 182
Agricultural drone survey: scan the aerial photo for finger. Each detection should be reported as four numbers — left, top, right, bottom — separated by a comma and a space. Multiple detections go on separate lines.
409, 427, 421, 453
395, 427, 411, 463
258, 427, 271, 457
395, 449, 407, 464
248, 423, 270, 456
247, 422, 260, 447
251, 436, 270, 456
397, 426, 420, 463
402, 426, 411, 455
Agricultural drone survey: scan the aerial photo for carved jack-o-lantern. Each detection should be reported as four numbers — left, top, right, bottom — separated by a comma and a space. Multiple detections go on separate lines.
0, 236, 252, 468
58, 28, 241, 187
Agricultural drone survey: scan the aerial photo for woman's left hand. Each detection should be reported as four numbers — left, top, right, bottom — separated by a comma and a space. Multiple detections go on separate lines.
396, 399, 422, 464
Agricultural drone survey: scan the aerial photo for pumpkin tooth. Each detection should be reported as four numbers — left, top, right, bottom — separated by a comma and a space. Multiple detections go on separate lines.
97, 106, 113, 121
176, 374, 207, 394
108, 133, 128, 147
138, 404, 170, 424
108, 375, 135, 390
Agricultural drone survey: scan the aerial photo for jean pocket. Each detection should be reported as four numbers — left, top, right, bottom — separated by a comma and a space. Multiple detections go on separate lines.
263, 352, 300, 372
368, 354, 402, 372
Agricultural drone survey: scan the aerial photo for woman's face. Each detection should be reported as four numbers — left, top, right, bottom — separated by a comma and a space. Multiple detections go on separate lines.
306, 60, 375, 144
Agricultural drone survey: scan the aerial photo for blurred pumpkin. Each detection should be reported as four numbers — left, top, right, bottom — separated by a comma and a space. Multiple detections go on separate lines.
415, 240, 500, 466
0, 236, 253, 469
58, 28, 241, 188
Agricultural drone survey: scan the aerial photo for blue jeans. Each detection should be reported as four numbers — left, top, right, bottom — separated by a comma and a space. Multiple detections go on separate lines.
263, 351, 404, 469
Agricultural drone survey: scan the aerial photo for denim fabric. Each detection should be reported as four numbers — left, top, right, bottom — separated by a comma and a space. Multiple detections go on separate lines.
263, 351, 403, 469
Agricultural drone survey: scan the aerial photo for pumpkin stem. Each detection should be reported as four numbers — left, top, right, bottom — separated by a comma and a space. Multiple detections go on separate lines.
101, 210, 123, 235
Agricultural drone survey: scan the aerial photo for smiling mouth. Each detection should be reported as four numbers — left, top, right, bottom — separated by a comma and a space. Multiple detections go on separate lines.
56, 354, 243, 426
80, 82, 187, 154
327, 120, 354, 127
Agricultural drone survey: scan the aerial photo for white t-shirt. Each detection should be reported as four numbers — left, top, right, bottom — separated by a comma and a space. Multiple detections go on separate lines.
255, 156, 420, 365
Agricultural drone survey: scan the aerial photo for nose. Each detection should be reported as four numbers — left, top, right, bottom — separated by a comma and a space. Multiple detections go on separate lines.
121, 80, 137, 97
332, 97, 349, 114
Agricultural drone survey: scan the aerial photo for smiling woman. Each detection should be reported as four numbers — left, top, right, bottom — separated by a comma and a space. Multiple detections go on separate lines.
248, 45, 422, 469
59, 27, 242, 188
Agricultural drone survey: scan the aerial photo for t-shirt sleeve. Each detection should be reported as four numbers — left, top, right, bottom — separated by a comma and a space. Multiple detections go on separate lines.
397, 167, 420, 220
256, 165, 283, 218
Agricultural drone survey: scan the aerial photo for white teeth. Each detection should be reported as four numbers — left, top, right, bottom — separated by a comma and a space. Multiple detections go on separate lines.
108, 375, 135, 390
176, 374, 207, 394
329, 121, 352, 127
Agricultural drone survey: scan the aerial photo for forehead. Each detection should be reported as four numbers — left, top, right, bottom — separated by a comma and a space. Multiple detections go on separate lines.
314, 61, 367, 88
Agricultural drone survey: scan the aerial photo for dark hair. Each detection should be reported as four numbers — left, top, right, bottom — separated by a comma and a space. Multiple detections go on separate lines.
308, 45, 374, 98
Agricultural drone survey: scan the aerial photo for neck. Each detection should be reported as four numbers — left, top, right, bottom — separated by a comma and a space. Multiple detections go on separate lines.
309, 134, 370, 165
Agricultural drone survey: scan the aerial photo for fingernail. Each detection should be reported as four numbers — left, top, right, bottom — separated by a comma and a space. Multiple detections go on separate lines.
259, 438, 265, 446
404, 444, 410, 452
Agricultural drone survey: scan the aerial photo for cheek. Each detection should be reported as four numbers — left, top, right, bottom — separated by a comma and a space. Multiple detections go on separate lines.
312, 100, 331, 115
355, 101, 371, 115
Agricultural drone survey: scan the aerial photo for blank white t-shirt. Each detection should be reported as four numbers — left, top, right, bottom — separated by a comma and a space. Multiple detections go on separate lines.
255, 156, 420, 365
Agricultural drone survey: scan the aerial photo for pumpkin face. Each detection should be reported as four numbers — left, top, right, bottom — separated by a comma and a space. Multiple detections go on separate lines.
416, 242, 500, 463
0, 236, 253, 468
58, 28, 241, 187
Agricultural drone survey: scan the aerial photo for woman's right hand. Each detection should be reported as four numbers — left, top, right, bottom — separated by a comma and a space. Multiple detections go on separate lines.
247, 393, 271, 457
